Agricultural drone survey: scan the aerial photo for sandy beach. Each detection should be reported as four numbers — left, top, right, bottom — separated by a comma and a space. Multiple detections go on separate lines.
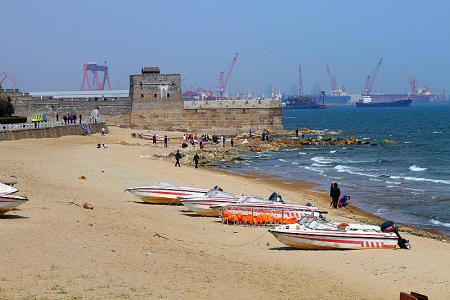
1, 127, 449, 299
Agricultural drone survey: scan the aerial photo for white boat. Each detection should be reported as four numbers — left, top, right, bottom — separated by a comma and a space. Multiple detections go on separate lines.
211, 199, 321, 221
269, 216, 408, 250
180, 190, 272, 217
126, 181, 211, 205
0, 194, 28, 214
0, 182, 18, 195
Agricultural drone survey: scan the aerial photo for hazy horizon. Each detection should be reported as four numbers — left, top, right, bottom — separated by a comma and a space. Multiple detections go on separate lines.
2, 0, 450, 95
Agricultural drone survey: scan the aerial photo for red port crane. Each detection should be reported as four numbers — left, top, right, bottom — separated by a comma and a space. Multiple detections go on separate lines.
0, 71, 16, 88
363, 57, 383, 95
217, 52, 238, 98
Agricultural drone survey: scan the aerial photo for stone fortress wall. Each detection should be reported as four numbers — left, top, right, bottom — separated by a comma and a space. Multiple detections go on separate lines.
3, 66, 283, 133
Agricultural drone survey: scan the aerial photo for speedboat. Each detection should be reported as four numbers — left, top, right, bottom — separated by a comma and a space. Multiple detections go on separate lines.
0, 182, 18, 195
0, 194, 28, 214
211, 196, 322, 223
269, 216, 410, 250
180, 191, 274, 217
126, 181, 211, 205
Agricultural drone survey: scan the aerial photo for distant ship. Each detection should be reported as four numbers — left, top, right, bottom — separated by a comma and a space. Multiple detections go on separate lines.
283, 93, 327, 109
356, 95, 412, 107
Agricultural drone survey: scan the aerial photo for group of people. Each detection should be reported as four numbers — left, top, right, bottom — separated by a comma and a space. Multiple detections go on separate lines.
329, 182, 351, 209
57, 113, 82, 125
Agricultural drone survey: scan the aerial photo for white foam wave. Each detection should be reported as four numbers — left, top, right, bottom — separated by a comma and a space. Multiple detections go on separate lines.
329, 150, 337, 153
390, 175, 450, 185
303, 166, 324, 174
298, 152, 307, 155
430, 219, 450, 228
334, 165, 379, 178
311, 163, 327, 167
291, 162, 300, 165
385, 180, 401, 185
409, 165, 427, 172
278, 159, 288, 162
311, 156, 337, 164
432, 131, 443, 134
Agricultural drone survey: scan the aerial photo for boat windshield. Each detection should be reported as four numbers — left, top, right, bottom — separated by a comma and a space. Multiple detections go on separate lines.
205, 189, 236, 198
298, 216, 336, 230
241, 196, 268, 203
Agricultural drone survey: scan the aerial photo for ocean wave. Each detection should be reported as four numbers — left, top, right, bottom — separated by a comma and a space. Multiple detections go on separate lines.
303, 166, 325, 174
298, 152, 307, 155
278, 159, 288, 162
385, 180, 401, 185
403, 187, 425, 192
430, 219, 450, 228
311, 163, 327, 167
432, 131, 443, 134
311, 156, 337, 164
390, 175, 450, 185
369, 178, 384, 182
409, 165, 427, 172
334, 165, 379, 178
291, 162, 300, 165
329, 150, 337, 153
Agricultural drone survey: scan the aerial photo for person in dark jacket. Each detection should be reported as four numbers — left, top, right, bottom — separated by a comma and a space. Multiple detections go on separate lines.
152, 134, 157, 144
330, 182, 341, 208
193, 153, 200, 168
175, 150, 182, 167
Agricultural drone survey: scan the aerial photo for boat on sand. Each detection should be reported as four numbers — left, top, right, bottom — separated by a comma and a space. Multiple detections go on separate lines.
126, 181, 213, 205
180, 191, 280, 217
0, 194, 28, 214
269, 216, 410, 250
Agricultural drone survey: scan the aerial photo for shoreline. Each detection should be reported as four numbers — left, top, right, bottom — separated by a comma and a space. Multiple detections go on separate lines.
1, 127, 449, 299
207, 167, 449, 241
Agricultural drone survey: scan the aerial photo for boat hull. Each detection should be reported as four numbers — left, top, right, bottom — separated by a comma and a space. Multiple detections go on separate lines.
270, 230, 398, 250
127, 188, 208, 205
214, 204, 320, 219
0, 195, 28, 214
356, 99, 412, 107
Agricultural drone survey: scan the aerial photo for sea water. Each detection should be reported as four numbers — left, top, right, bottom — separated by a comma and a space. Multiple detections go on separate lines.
225, 104, 450, 235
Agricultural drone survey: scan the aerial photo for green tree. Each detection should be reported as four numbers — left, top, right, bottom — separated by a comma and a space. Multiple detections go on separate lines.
0, 94, 15, 117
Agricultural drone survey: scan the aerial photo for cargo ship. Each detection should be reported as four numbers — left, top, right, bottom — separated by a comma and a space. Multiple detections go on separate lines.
356, 95, 412, 107
282, 94, 327, 109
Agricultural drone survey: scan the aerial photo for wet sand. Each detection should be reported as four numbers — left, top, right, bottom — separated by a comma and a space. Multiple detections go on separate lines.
0, 127, 449, 299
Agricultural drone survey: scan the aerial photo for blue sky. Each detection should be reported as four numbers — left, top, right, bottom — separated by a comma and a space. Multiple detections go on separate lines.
2, 0, 450, 95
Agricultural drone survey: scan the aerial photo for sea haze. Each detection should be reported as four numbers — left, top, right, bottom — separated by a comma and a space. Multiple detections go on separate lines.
223, 104, 450, 235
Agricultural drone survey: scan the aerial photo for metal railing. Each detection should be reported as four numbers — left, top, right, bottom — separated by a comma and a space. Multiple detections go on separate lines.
0, 119, 102, 132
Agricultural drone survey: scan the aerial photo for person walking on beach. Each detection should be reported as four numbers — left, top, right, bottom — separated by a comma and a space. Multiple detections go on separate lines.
193, 153, 200, 168
222, 135, 225, 147
79, 113, 82, 124
175, 150, 182, 167
230, 138, 234, 147
295, 128, 299, 137
163, 135, 168, 148
330, 182, 341, 209
152, 134, 157, 144
56, 113, 59, 122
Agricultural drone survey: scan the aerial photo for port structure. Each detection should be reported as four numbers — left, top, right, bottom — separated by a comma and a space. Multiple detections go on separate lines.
363, 57, 383, 95
81, 62, 111, 91
298, 65, 303, 96
326, 65, 346, 96
217, 53, 238, 98
0, 70, 16, 88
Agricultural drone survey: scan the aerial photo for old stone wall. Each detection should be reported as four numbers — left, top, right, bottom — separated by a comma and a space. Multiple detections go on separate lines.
0, 123, 109, 141
10, 95, 131, 127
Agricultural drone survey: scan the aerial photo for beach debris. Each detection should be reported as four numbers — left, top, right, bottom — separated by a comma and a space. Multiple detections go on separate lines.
143, 250, 152, 256
79, 176, 87, 180
153, 232, 169, 240
83, 202, 94, 209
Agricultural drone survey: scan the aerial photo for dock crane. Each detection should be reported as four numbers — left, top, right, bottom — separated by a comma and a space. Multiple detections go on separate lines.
217, 52, 238, 98
0, 71, 16, 88
363, 57, 383, 95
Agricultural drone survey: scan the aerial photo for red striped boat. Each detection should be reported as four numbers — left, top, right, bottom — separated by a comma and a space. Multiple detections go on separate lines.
0, 194, 28, 214
269, 216, 400, 250
126, 181, 211, 205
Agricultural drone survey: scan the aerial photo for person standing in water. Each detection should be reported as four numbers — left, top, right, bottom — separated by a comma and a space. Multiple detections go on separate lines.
164, 135, 168, 148
330, 182, 341, 209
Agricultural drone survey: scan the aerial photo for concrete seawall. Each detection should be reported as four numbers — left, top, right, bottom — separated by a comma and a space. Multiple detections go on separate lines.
0, 123, 109, 141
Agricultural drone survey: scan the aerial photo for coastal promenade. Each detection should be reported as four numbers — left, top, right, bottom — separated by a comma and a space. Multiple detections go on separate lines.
0, 122, 108, 141
0, 127, 449, 299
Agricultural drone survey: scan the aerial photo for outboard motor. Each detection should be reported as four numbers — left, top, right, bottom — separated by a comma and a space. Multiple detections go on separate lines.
268, 192, 284, 203
380, 220, 410, 249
